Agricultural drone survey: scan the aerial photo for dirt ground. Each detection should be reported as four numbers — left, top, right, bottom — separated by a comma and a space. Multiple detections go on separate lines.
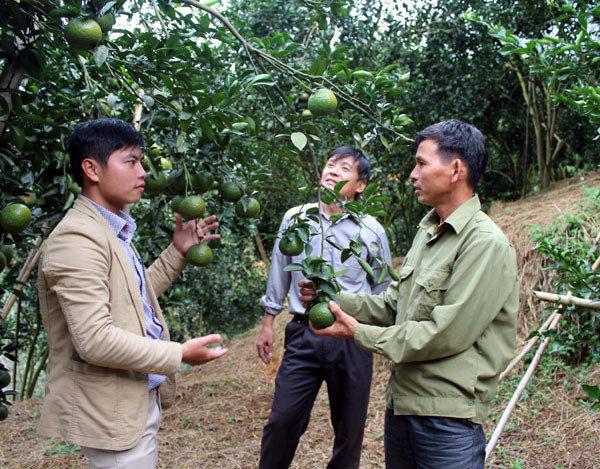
1, 171, 599, 468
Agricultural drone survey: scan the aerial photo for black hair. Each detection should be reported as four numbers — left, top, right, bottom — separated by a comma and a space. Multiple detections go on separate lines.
67, 118, 146, 185
415, 119, 487, 188
326, 146, 371, 200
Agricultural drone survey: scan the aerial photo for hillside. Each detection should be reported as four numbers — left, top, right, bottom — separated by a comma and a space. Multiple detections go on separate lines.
1, 171, 599, 468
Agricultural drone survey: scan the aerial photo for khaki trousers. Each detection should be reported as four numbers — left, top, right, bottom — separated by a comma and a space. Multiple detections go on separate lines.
81, 388, 161, 469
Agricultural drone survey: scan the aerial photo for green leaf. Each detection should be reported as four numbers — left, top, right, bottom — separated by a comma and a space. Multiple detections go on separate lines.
309, 56, 328, 76
93, 46, 109, 67
357, 258, 374, 279
283, 263, 304, 272
387, 264, 399, 282
290, 132, 307, 150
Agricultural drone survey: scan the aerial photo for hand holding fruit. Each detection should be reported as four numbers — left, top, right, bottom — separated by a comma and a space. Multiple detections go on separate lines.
309, 301, 358, 339
173, 212, 219, 257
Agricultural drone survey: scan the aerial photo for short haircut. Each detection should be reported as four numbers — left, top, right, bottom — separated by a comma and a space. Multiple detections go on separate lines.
415, 119, 487, 188
67, 118, 146, 185
327, 146, 371, 200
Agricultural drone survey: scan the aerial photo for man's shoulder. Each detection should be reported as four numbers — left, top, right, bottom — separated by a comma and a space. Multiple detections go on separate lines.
467, 210, 512, 248
359, 213, 386, 233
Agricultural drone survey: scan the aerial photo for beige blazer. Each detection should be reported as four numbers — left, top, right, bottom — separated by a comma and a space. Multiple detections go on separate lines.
37, 196, 186, 451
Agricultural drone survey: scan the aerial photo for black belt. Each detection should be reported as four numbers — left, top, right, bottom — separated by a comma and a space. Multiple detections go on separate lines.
292, 314, 309, 324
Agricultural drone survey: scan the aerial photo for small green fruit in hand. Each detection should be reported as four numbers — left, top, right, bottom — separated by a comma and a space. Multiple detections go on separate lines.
308, 302, 336, 329
234, 197, 260, 219
186, 243, 213, 267
177, 195, 206, 220
279, 232, 304, 256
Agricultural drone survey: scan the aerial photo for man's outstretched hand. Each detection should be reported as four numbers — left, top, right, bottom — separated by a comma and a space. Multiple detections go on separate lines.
182, 334, 228, 365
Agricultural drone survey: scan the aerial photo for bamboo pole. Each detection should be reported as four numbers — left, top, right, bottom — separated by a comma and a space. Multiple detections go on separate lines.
1, 236, 44, 321
499, 310, 558, 382
532, 290, 599, 310
485, 312, 562, 461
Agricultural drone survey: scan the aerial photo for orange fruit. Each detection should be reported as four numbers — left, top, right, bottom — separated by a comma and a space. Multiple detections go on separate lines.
279, 232, 303, 256
235, 197, 260, 218
219, 181, 243, 202
178, 195, 206, 220
0, 203, 32, 234
308, 88, 338, 116
144, 171, 167, 195
186, 243, 213, 267
64, 18, 103, 51
308, 302, 335, 329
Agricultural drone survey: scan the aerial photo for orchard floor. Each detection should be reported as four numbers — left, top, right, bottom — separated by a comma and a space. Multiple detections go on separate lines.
1, 171, 599, 468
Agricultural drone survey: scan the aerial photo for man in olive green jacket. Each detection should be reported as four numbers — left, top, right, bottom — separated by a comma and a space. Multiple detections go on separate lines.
37, 119, 227, 468
301, 119, 519, 469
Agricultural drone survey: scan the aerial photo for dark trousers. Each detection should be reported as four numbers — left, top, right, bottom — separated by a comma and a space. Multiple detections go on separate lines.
259, 316, 373, 469
384, 409, 486, 469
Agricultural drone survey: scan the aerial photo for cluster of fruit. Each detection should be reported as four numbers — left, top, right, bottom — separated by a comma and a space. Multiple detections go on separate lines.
0, 367, 10, 421
63, 14, 114, 51
143, 145, 260, 268
0, 202, 32, 273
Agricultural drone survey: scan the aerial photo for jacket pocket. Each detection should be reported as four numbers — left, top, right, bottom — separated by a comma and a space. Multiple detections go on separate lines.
411, 268, 451, 320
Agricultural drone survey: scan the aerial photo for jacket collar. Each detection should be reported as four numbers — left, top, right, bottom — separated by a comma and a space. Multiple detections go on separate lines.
420, 195, 481, 239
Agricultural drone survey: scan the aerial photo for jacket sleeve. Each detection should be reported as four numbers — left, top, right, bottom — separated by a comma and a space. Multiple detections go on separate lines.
41, 225, 182, 375
145, 243, 188, 298
353, 233, 518, 364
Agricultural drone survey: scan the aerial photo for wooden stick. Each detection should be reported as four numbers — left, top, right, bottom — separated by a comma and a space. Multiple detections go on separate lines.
485, 312, 561, 461
499, 310, 557, 382
533, 290, 599, 310
2, 237, 44, 321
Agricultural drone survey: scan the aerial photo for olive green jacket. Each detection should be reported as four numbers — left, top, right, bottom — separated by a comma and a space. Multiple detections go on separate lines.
340, 196, 519, 424
37, 196, 185, 450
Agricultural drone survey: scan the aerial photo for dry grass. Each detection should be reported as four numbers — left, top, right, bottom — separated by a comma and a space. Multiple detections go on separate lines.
1, 171, 599, 468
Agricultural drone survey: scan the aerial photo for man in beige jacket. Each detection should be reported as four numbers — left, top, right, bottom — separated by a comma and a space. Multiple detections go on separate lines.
37, 118, 227, 468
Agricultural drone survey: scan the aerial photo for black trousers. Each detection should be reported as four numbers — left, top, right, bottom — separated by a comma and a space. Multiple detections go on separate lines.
259, 315, 373, 469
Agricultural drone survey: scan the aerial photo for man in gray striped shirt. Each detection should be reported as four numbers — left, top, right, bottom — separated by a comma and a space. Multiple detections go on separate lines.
257, 146, 392, 469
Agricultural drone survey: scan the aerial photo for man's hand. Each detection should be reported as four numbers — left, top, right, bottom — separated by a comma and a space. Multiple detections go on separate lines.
257, 313, 275, 364
310, 301, 359, 339
298, 280, 317, 308
181, 334, 228, 365
173, 213, 220, 256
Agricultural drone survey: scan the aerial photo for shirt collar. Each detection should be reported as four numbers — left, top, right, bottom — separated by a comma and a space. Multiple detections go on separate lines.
82, 196, 137, 243
420, 195, 481, 237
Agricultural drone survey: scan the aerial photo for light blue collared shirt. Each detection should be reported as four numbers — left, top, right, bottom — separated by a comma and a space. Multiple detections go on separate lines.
84, 197, 166, 390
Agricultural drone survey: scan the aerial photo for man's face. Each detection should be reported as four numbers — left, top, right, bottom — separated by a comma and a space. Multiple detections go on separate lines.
85, 145, 146, 213
409, 139, 454, 208
321, 155, 366, 201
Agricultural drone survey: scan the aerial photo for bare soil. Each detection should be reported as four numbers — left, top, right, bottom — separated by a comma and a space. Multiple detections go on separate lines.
1, 171, 599, 468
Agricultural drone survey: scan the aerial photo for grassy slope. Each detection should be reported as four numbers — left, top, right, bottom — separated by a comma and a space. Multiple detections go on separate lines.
1, 171, 599, 468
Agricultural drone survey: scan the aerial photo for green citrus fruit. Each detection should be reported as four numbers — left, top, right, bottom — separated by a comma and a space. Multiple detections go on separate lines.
220, 181, 244, 202
308, 88, 338, 117
172, 287, 185, 301
0, 370, 10, 388
186, 243, 213, 267
208, 238, 222, 249
192, 171, 214, 194
301, 109, 312, 118
144, 171, 167, 195
235, 197, 260, 218
178, 195, 206, 220
0, 203, 32, 234
160, 157, 172, 170
19, 193, 37, 208
308, 302, 336, 329
148, 143, 161, 158
0, 404, 8, 421
167, 169, 187, 195
0, 245, 14, 265
279, 232, 304, 256
0, 252, 6, 272
94, 12, 115, 33
64, 18, 103, 51
170, 195, 184, 214
70, 181, 82, 196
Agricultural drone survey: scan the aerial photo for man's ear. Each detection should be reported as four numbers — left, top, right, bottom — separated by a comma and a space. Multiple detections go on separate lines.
355, 178, 367, 195
450, 158, 467, 184
81, 158, 100, 183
